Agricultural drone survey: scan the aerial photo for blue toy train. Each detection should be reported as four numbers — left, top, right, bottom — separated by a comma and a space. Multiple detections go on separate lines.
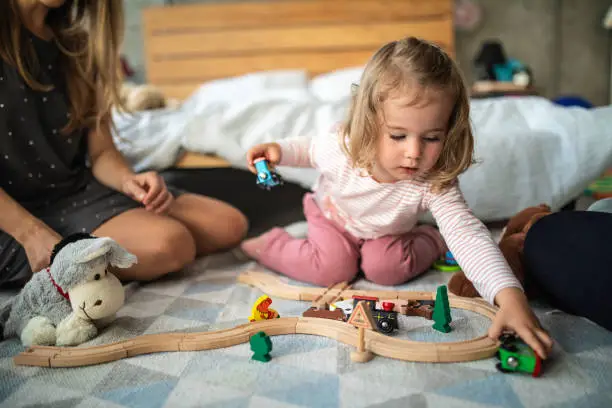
254, 158, 283, 190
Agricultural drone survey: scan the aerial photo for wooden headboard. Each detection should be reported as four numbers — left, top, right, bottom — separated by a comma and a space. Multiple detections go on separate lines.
141, 0, 454, 168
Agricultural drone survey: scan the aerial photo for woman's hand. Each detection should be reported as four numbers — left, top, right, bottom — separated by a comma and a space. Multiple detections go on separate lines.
122, 171, 173, 214
490, 287, 554, 359
21, 222, 62, 272
246, 143, 282, 174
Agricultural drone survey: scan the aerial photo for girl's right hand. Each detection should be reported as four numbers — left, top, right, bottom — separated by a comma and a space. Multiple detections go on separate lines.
246, 143, 282, 174
21, 222, 62, 272
490, 287, 554, 359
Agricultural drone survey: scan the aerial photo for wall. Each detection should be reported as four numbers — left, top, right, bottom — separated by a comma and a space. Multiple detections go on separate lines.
455, 0, 611, 105
123, 0, 611, 105
124, 0, 166, 84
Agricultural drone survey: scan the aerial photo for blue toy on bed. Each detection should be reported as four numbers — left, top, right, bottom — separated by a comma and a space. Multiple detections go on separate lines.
254, 158, 283, 190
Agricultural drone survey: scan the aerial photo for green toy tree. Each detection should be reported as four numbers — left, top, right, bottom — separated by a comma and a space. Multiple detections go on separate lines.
250, 331, 273, 362
432, 285, 452, 333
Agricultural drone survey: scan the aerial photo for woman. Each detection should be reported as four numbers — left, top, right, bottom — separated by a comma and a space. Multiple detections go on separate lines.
0, 0, 248, 286
523, 200, 612, 331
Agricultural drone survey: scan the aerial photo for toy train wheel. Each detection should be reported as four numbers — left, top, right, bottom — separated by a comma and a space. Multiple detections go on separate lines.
377, 318, 394, 334
271, 174, 284, 185
495, 362, 511, 373
499, 343, 518, 352
505, 356, 520, 369
498, 333, 518, 352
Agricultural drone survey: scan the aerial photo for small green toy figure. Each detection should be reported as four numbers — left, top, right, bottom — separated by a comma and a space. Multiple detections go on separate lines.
432, 285, 452, 333
250, 331, 273, 362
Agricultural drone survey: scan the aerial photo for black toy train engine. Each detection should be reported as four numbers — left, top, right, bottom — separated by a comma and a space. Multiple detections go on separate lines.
351, 296, 399, 334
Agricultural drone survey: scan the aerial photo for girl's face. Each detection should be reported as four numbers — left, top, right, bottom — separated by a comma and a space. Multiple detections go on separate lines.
373, 88, 453, 183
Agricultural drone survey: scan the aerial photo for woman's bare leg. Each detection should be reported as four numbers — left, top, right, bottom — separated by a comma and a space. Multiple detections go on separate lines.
93, 208, 196, 281
167, 193, 248, 255
93, 194, 247, 281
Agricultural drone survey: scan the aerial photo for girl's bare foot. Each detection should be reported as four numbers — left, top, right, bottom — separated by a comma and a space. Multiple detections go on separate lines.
239, 228, 283, 261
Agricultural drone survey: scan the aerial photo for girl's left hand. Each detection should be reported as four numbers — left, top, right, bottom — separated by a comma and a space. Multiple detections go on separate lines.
121, 171, 174, 214
489, 287, 554, 359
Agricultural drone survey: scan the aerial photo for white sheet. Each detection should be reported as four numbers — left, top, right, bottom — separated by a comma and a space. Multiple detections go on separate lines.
112, 68, 612, 221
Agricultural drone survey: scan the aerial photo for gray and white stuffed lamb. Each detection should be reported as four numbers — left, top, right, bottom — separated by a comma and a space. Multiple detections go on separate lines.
2, 233, 137, 347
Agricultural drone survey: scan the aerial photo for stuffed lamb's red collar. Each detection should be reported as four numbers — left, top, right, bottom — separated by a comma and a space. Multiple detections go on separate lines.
46, 267, 70, 301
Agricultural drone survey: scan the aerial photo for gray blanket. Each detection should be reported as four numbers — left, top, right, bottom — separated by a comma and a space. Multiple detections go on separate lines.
1, 248, 611, 408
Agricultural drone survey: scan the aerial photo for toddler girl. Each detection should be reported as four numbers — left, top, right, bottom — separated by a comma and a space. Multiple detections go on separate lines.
242, 37, 553, 358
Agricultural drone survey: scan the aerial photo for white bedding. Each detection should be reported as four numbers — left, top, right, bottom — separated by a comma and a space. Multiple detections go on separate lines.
112, 68, 612, 222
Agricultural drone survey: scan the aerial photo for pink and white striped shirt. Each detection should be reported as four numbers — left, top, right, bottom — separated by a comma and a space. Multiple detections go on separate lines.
276, 129, 523, 304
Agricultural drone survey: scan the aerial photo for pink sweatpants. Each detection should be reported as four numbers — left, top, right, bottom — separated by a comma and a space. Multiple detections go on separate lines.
254, 193, 446, 287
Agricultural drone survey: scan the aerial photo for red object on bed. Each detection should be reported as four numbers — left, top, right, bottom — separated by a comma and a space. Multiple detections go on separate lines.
120, 56, 134, 78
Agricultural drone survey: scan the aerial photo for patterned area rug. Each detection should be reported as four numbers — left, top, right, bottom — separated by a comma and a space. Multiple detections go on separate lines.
1, 249, 612, 408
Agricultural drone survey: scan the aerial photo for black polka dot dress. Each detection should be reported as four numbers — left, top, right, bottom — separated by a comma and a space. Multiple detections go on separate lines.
0, 32, 166, 285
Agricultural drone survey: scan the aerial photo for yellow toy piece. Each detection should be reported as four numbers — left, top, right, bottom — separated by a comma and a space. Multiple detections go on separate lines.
249, 295, 280, 322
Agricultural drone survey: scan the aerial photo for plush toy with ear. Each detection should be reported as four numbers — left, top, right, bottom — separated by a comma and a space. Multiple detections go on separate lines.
120, 82, 180, 111
448, 204, 552, 299
1, 233, 137, 347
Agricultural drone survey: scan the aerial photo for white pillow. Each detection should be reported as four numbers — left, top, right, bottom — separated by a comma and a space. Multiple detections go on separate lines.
309, 66, 364, 102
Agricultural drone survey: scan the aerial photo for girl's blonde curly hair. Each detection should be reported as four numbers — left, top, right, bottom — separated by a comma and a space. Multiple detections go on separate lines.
341, 36, 474, 192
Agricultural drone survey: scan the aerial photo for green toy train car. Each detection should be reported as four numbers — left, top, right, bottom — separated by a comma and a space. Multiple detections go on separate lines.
495, 334, 542, 377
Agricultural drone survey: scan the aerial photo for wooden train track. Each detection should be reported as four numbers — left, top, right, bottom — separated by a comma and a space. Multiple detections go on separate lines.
237, 270, 438, 302
237, 270, 498, 319
13, 269, 499, 368
310, 280, 352, 309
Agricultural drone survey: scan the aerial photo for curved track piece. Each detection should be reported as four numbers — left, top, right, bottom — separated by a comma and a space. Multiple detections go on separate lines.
14, 318, 298, 368
14, 269, 499, 368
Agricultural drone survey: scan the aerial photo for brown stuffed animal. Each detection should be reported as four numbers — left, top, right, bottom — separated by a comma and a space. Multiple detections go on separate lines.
119, 82, 180, 111
447, 203, 552, 298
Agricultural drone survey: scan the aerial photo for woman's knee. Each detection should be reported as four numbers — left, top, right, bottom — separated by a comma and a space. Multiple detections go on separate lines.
94, 210, 197, 281
220, 206, 249, 248
171, 194, 249, 252
144, 221, 197, 274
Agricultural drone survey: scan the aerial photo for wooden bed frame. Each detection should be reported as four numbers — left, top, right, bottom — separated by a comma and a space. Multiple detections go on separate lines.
142, 0, 454, 168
